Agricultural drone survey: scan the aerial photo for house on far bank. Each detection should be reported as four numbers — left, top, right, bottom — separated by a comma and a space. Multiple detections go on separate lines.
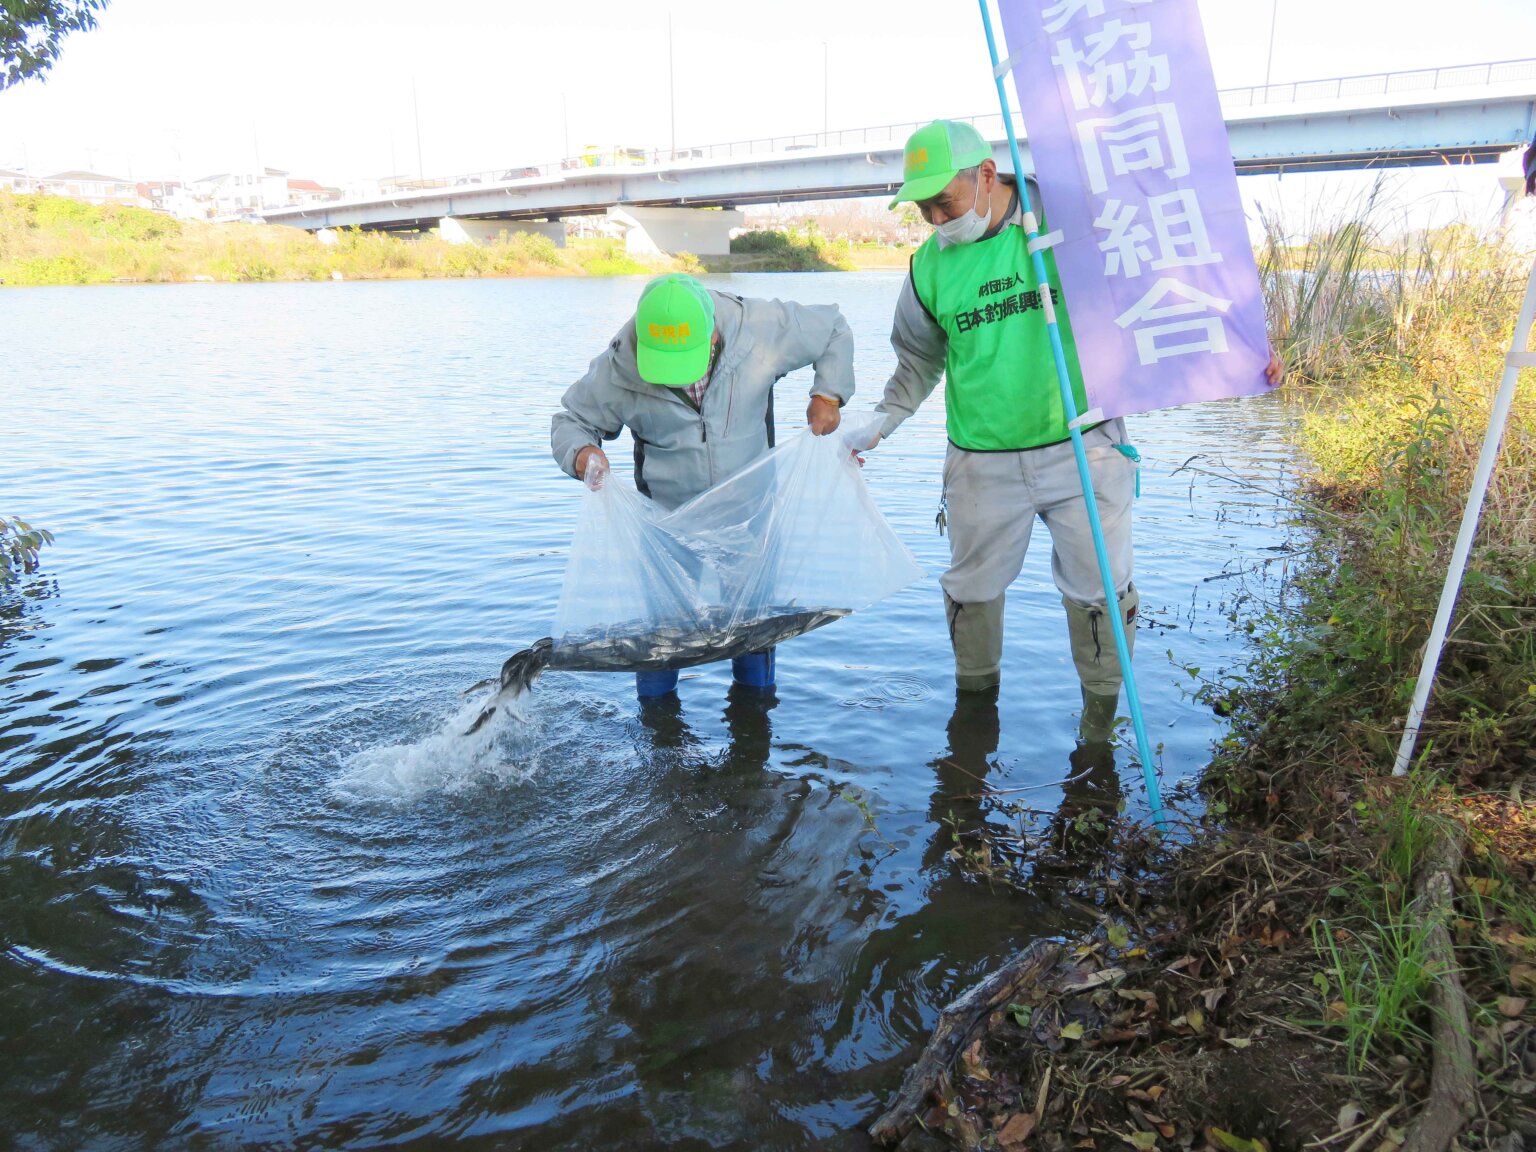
181, 168, 340, 220
186, 167, 291, 219
286, 178, 341, 208
40, 170, 138, 205
136, 180, 180, 212
0, 168, 41, 193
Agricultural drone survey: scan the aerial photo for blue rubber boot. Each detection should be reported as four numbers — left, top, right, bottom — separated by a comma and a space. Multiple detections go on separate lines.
731, 649, 776, 690
635, 669, 679, 699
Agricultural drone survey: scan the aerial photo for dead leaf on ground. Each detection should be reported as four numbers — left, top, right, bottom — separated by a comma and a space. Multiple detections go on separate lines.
1337, 1103, 1365, 1131
1496, 995, 1528, 1018
1510, 963, 1536, 994
999, 1111, 1038, 1147
1257, 925, 1291, 949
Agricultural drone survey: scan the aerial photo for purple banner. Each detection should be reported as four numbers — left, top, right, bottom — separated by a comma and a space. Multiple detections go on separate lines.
998, 0, 1273, 419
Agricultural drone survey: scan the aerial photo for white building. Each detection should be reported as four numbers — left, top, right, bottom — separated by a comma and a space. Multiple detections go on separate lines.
187, 167, 293, 219
40, 170, 138, 206
0, 168, 40, 193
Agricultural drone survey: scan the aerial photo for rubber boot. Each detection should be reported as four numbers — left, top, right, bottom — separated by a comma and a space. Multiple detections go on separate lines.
1078, 688, 1120, 745
947, 592, 1004, 693
635, 669, 680, 699
1064, 583, 1139, 742
731, 649, 775, 690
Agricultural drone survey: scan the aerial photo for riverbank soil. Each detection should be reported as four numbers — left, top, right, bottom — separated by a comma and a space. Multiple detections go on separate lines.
872, 229, 1536, 1152
873, 775, 1535, 1152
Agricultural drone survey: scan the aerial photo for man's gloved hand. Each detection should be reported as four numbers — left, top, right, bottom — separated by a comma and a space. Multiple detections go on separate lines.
1265, 351, 1286, 386
807, 394, 841, 436
575, 445, 610, 491
848, 424, 881, 469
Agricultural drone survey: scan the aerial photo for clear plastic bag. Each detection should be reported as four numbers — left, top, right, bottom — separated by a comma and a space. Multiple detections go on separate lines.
549, 416, 923, 671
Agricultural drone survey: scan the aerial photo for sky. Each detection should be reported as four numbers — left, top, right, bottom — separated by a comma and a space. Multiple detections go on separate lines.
2, 0, 1534, 225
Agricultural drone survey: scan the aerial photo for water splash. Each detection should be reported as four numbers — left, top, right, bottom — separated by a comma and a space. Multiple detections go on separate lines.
332, 689, 538, 801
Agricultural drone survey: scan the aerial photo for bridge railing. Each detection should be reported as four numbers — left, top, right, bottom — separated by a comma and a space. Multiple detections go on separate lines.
385, 57, 1536, 196
1217, 56, 1536, 108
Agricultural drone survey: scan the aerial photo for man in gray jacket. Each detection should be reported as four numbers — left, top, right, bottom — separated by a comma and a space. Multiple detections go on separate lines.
551, 273, 855, 698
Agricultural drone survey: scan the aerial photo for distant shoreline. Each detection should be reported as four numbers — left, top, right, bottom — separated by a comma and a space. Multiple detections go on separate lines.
0, 192, 916, 287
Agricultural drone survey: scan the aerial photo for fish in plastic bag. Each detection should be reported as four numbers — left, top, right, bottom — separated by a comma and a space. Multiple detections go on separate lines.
465, 416, 921, 730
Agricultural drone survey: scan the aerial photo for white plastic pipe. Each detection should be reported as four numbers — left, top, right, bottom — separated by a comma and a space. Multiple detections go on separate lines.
1393, 257, 1536, 776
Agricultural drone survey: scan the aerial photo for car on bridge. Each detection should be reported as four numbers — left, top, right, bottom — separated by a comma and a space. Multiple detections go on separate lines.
500, 166, 542, 180
577, 145, 651, 168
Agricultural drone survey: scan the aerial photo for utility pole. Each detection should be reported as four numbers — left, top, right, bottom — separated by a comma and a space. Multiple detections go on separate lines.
1264, 0, 1279, 94
563, 94, 570, 161
668, 14, 676, 158
413, 79, 425, 183
823, 42, 829, 138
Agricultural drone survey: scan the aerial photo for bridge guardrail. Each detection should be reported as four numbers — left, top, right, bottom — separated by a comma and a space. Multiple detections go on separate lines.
368, 57, 1536, 199
1217, 56, 1536, 108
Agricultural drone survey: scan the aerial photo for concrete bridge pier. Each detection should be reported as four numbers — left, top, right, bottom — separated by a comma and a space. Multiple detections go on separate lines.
1496, 147, 1536, 250
439, 216, 566, 247
607, 205, 744, 256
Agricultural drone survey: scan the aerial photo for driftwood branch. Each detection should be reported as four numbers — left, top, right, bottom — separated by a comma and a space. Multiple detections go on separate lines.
1401, 832, 1476, 1152
869, 939, 1062, 1146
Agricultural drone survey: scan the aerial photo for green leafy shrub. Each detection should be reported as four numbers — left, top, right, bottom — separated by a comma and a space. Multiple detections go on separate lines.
728, 229, 852, 271
1, 517, 53, 583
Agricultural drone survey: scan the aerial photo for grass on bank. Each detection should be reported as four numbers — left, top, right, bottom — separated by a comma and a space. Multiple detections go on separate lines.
1197, 192, 1536, 1127
719, 227, 856, 271
0, 192, 696, 285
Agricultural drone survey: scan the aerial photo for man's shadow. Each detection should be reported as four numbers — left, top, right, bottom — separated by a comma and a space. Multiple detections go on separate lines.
636, 682, 777, 769
930, 690, 1125, 887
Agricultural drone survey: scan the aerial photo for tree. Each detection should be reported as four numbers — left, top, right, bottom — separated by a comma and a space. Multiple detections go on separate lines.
2, 0, 109, 90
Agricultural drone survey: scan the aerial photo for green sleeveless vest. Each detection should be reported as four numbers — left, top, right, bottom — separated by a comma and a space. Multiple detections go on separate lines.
911, 223, 1091, 451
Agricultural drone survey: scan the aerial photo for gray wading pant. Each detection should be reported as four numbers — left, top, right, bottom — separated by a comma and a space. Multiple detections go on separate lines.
941, 420, 1137, 700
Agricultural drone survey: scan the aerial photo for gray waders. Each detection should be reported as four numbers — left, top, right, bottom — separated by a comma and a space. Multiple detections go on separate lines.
1065, 583, 1139, 742
946, 592, 1006, 693
947, 583, 1138, 741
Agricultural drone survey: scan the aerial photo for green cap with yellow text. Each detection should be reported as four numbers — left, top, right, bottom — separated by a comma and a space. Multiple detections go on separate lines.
635, 273, 716, 387
889, 120, 991, 209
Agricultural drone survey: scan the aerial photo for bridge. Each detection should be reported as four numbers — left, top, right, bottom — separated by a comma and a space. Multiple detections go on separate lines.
262, 58, 1536, 256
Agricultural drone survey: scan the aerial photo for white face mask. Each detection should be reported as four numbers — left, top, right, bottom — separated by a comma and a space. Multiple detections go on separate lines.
934, 175, 989, 245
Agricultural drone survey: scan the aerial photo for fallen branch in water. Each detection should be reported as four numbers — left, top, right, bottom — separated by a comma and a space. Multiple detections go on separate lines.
868, 939, 1061, 1147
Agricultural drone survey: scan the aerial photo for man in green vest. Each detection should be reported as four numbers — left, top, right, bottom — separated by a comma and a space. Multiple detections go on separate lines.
873, 120, 1281, 738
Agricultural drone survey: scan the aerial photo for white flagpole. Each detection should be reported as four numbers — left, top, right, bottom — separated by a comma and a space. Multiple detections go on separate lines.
1393, 257, 1536, 776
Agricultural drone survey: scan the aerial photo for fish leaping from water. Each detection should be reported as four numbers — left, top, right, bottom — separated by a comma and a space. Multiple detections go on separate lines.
461, 606, 851, 735
463, 638, 554, 735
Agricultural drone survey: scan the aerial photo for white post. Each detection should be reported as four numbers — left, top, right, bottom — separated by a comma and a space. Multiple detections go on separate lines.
1393, 257, 1536, 776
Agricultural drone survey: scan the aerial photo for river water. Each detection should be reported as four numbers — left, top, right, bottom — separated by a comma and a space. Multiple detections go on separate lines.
0, 273, 1297, 1150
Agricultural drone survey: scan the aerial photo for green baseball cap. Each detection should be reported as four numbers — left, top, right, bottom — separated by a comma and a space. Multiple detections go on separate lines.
889, 120, 992, 209
635, 274, 716, 387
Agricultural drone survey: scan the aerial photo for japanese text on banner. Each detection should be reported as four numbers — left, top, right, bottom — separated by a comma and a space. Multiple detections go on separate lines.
998, 0, 1272, 417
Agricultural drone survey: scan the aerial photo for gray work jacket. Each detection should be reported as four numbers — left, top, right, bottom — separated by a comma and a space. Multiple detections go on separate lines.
551, 290, 855, 510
